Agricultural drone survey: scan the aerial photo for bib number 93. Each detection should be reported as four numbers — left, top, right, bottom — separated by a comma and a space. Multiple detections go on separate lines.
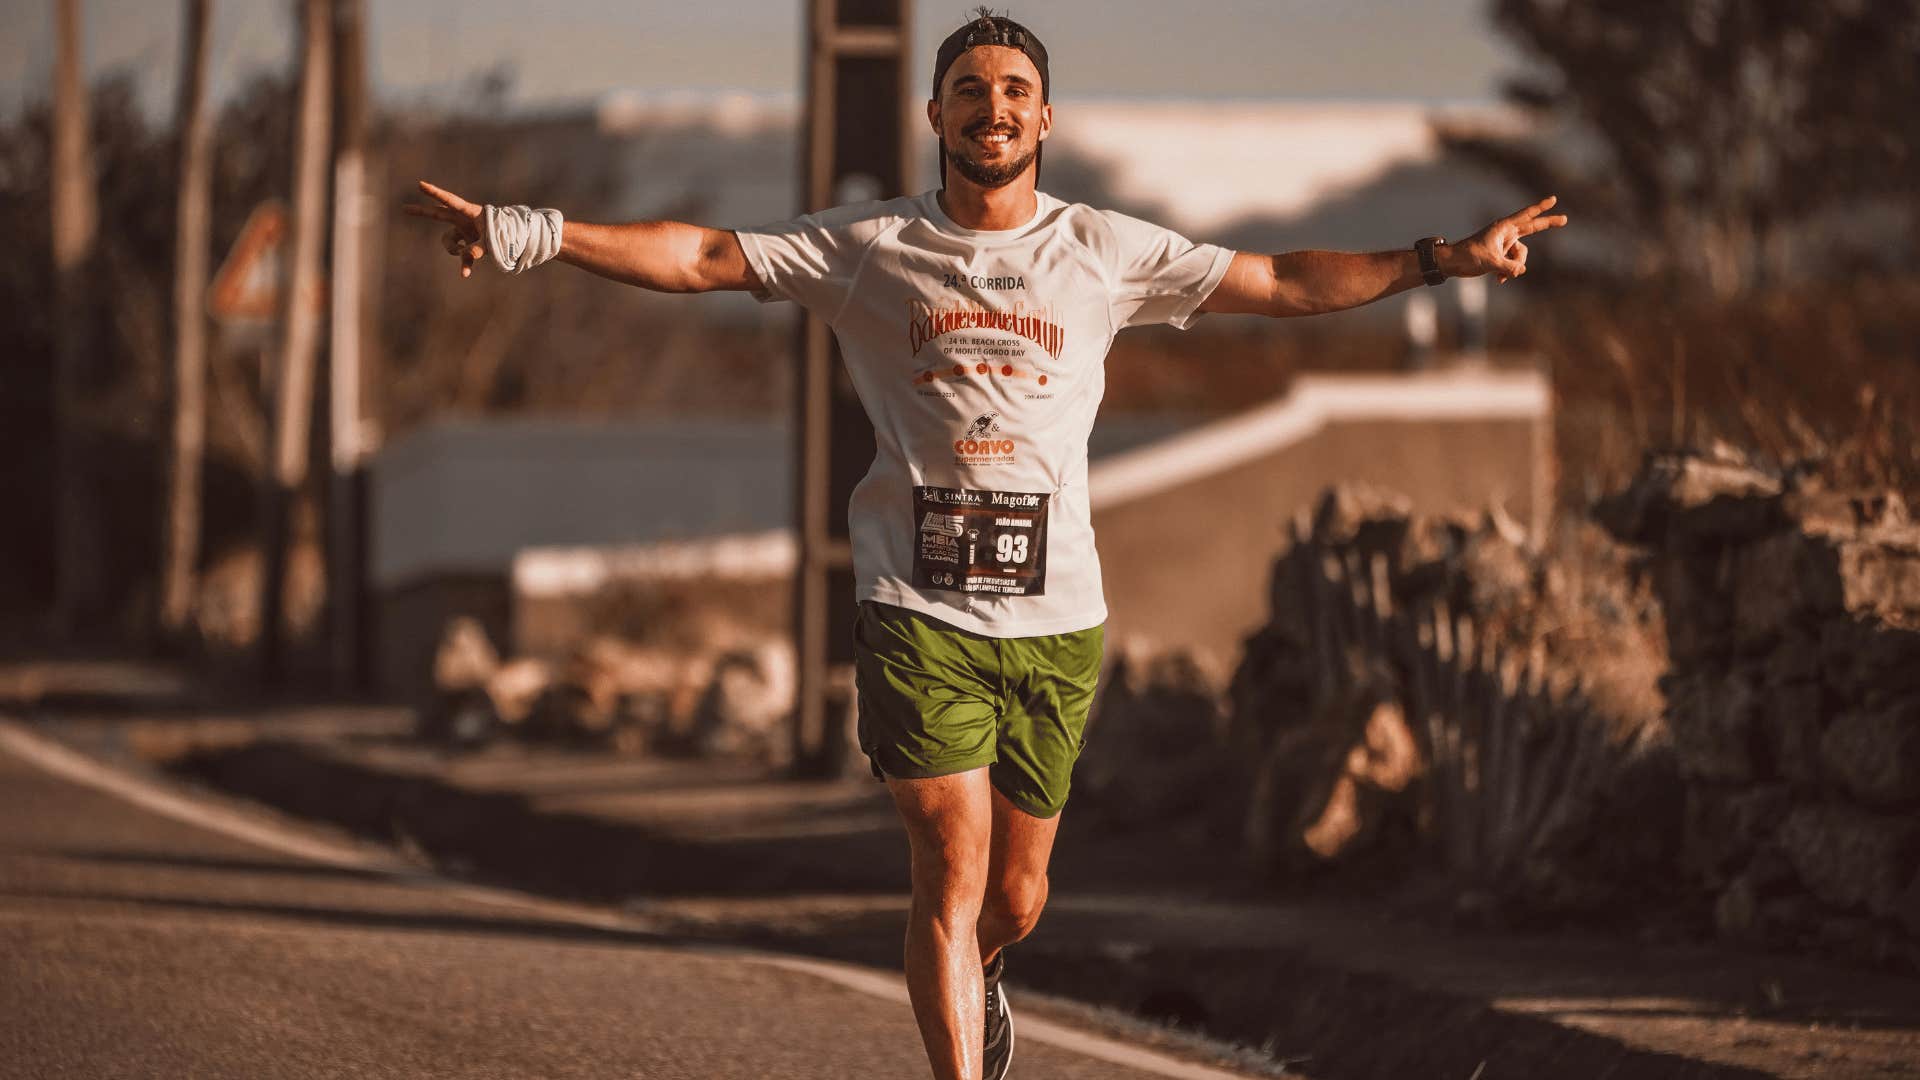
911, 485, 1049, 596
995, 533, 1030, 564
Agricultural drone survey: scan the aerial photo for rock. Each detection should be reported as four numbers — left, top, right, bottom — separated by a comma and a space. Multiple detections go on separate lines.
1765, 625, 1822, 685
1665, 671, 1767, 782
1821, 618, 1920, 701
1779, 803, 1920, 917
1652, 552, 1734, 664
1834, 538, 1920, 619
433, 617, 500, 692
1760, 681, 1825, 786
1819, 702, 1920, 807
1595, 450, 1784, 547
1899, 867, 1920, 937
1781, 488, 1867, 534
1715, 876, 1762, 941
1682, 784, 1791, 885
1732, 532, 1844, 650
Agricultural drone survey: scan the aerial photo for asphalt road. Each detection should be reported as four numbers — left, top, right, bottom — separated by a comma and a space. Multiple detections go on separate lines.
0, 726, 1261, 1080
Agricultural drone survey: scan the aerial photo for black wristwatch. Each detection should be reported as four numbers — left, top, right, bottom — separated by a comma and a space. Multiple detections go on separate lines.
1414, 236, 1447, 286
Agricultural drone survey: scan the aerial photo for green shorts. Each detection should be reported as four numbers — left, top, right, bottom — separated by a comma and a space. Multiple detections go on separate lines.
852, 600, 1105, 819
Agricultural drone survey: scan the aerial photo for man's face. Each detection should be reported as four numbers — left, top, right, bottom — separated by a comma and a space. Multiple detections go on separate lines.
928, 45, 1052, 189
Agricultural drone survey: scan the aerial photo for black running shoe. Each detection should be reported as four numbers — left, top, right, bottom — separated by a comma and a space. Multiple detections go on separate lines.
983, 951, 1014, 1080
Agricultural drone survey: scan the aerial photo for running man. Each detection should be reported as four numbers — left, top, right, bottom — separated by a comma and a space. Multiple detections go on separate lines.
407, 12, 1567, 1078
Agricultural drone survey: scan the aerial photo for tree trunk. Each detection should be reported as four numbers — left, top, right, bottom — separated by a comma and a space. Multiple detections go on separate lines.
260, 0, 333, 681
162, 0, 213, 641
50, 0, 102, 638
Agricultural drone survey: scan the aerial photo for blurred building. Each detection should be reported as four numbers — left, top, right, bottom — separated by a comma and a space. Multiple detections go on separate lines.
370, 367, 1549, 693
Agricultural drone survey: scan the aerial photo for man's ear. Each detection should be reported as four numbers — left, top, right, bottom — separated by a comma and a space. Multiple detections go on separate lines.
926, 98, 942, 136
1037, 102, 1052, 143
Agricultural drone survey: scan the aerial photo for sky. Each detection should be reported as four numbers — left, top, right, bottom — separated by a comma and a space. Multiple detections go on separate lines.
1, 0, 1522, 121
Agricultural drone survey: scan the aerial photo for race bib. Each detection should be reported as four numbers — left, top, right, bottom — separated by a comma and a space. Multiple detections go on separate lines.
912, 485, 1049, 597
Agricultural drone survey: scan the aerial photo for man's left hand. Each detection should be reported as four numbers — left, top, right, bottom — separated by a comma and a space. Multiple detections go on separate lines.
1441, 196, 1569, 284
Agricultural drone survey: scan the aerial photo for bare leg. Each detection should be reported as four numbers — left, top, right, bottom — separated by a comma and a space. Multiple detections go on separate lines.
889, 769, 994, 1080
977, 785, 1062, 964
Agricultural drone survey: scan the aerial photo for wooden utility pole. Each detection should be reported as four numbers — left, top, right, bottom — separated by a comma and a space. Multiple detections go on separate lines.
162, 0, 214, 640
50, 0, 102, 637
791, 0, 914, 774
260, 0, 333, 681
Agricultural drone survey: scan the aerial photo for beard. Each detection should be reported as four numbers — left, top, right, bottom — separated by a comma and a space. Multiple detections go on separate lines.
943, 128, 1037, 188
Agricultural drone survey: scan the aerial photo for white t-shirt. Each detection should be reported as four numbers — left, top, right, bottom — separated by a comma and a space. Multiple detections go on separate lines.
737, 189, 1232, 638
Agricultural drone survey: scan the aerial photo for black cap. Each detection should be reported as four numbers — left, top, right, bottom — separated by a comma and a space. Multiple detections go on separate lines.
931, 12, 1050, 103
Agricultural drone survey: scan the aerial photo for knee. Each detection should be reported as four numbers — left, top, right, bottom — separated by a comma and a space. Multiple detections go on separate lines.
984, 871, 1048, 941
909, 835, 990, 915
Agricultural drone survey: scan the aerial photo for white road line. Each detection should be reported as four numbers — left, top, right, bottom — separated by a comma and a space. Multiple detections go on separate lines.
0, 718, 1270, 1080
756, 954, 1267, 1080
0, 719, 389, 870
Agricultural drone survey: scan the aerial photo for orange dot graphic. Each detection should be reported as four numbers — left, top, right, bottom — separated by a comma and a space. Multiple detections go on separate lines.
975, 362, 989, 374
952, 365, 965, 376
1038, 375, 1049, 386
1001, 365, 1013, 376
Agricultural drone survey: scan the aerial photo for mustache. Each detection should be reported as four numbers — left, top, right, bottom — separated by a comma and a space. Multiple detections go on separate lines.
962, 120, 1021, 138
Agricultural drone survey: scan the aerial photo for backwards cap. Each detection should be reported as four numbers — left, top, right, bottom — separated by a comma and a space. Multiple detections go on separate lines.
931, 12, 1050, 102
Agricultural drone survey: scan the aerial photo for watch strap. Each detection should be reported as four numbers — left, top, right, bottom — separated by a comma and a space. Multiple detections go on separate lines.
1414, 236, 1446, 287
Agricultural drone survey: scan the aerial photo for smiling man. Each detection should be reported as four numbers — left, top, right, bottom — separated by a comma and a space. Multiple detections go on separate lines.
407, 11, 1567, 1078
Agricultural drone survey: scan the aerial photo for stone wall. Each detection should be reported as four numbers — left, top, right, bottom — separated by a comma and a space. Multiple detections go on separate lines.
1598, 449, 1920, 965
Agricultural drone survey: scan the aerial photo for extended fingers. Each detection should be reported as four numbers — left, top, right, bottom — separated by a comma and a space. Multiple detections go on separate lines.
418, 179, 480, 215
1521, 213, 1570, 237
1500, 194, 1561, 228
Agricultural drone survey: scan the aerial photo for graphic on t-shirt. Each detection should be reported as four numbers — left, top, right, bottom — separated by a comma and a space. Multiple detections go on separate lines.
953, 413, 1017, 466
907, 299, 1060, 391
907, 300, 1065, 361
913, 485, 1049, 597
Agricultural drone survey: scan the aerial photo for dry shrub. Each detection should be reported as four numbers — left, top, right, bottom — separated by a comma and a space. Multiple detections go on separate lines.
1499, 277, 1920, 508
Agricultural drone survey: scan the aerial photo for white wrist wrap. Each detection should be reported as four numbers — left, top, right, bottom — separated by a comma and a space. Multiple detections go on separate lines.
484, 204, 564, 273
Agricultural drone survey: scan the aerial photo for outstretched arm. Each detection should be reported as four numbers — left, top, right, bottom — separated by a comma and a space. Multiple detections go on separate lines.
402, 180, 762, 293
1199, 196, 1569, 318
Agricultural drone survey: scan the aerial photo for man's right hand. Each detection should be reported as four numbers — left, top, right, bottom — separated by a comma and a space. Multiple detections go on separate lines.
404, 180, 488, 278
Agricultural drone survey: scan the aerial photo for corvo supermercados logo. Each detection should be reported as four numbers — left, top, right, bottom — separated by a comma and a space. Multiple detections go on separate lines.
954, 412, 1016, 464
